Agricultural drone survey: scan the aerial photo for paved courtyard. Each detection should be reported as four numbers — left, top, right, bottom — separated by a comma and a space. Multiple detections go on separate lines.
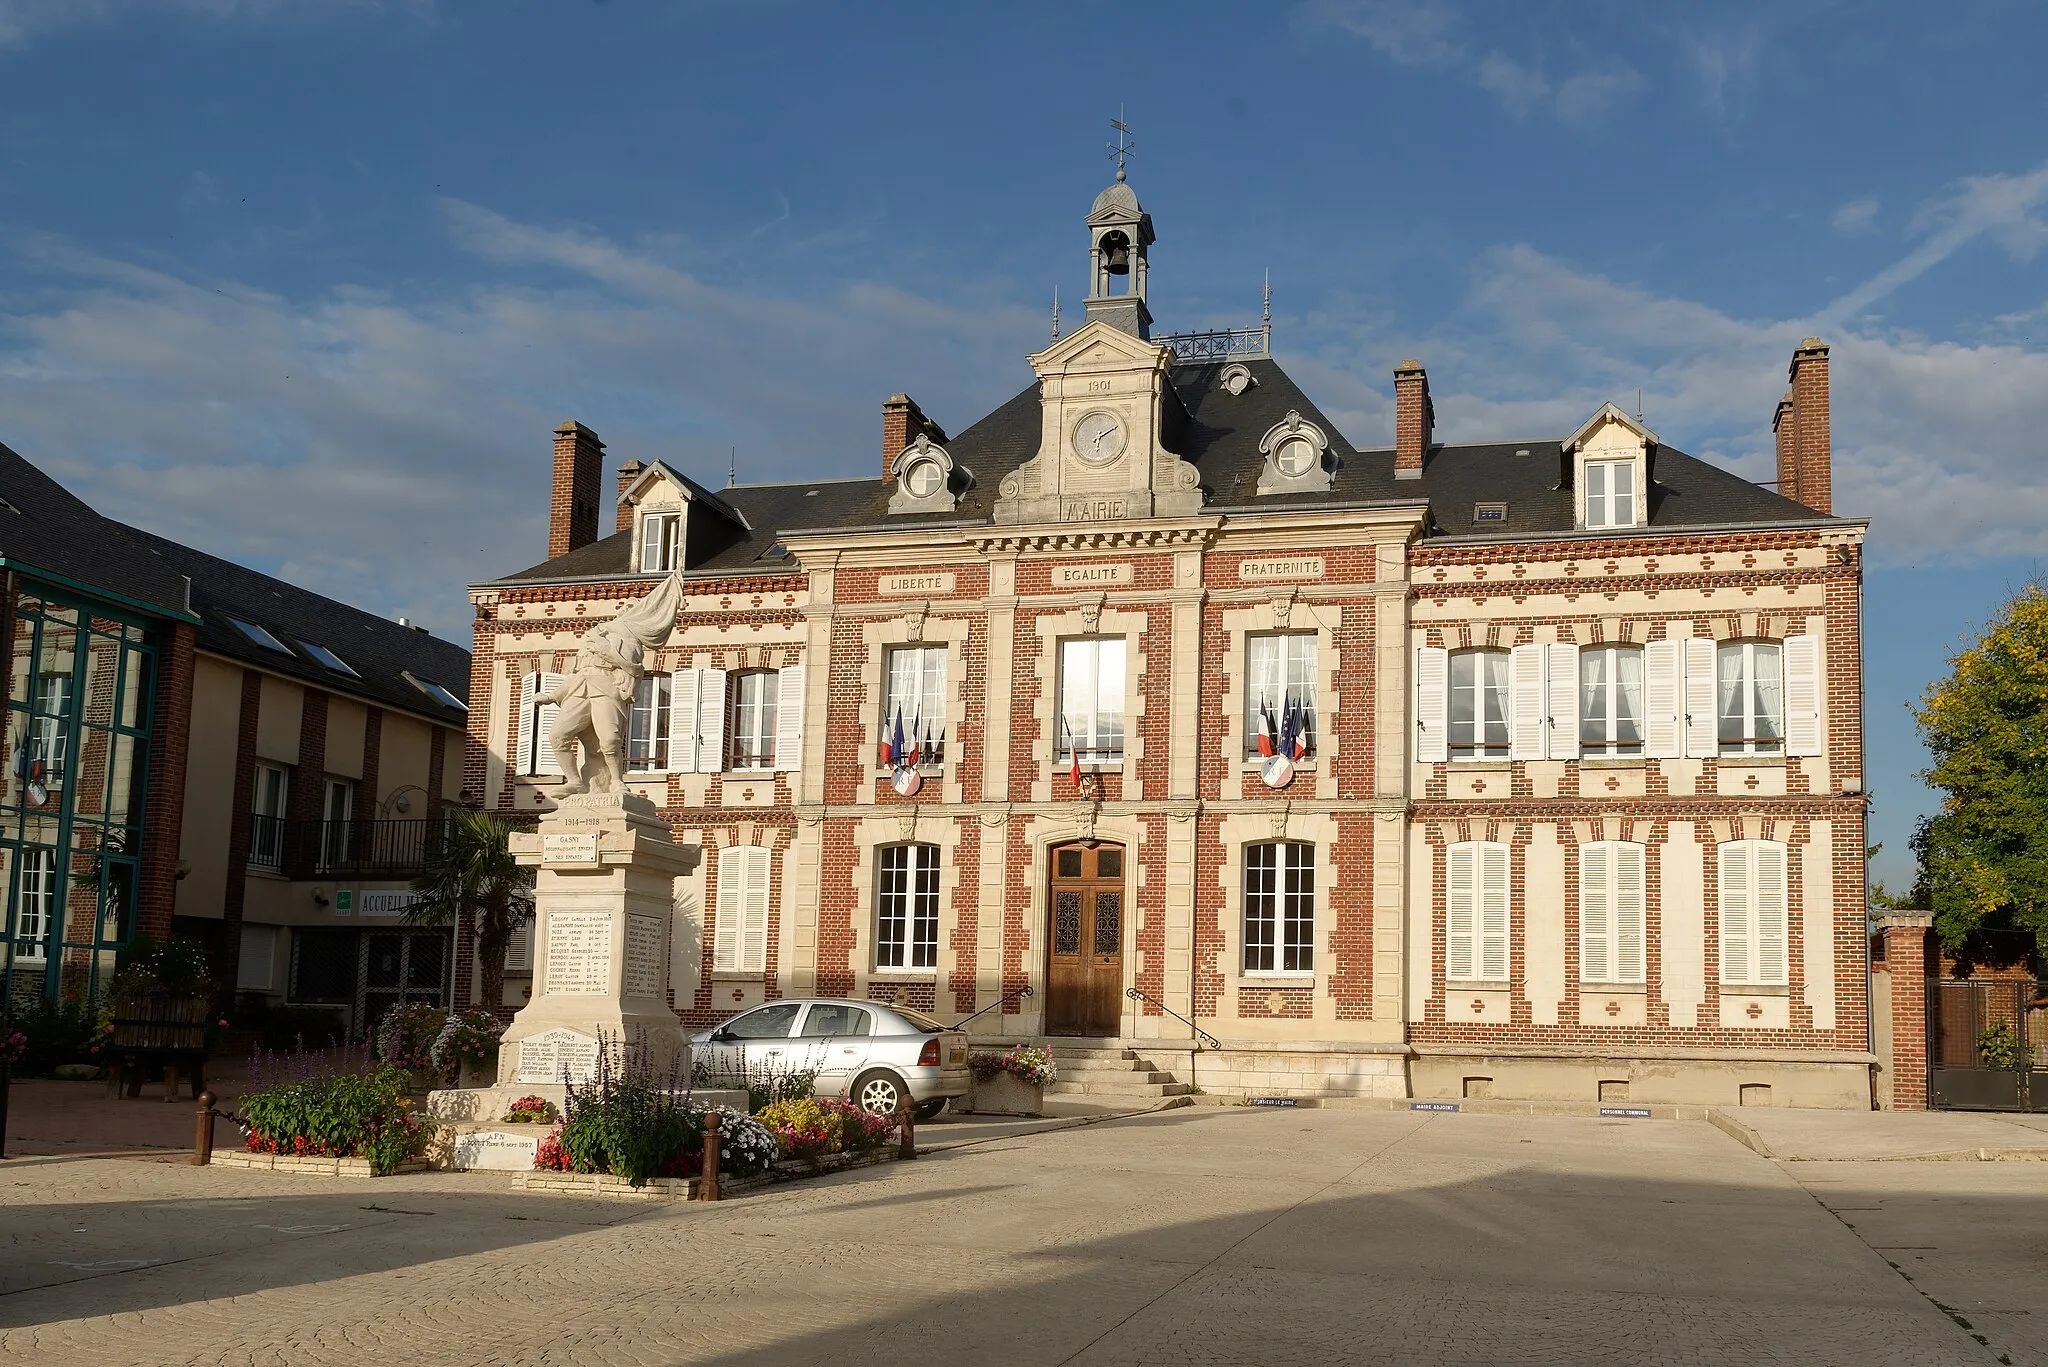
3, 1105, 2043, 1366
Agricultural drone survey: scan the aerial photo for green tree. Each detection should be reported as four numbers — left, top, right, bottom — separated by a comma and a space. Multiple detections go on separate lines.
405, 809, 534, 1016
1912, 583, 2048, 955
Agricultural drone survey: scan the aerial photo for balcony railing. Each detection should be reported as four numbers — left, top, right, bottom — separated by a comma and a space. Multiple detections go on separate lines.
246, 815, 446, 881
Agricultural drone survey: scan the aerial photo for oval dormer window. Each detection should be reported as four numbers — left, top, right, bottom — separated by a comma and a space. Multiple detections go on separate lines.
904, 459, 944, 499
1275, 435, 1318, 478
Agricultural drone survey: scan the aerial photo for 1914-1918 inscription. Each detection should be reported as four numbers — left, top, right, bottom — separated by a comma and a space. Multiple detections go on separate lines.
543, 911, 614, 996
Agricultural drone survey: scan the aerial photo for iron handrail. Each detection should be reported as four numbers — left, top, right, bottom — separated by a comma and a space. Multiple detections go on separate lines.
953, 984, 1033, 1032
1125, 986, 1221, 1049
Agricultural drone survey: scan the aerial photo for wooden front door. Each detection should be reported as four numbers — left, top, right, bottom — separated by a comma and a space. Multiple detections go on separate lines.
1045, 841, 1125, 1036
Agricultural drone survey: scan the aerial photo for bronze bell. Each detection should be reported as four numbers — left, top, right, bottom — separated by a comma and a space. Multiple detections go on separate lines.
1102, 232, 1131, 275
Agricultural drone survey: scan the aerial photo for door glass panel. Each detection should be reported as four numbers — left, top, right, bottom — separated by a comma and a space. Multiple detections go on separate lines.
1057, 849, 1083, 878
1093, 892, 1121, 956
1054, 892, 1082, 954
1095, 848, 1123, 878
406, 933, 447, 992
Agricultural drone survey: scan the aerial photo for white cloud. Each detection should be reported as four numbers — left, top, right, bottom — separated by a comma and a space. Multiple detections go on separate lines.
1821, 164, 2048, 328
0, 0, 420, 48
0, 207, 1043, 637
1831, 196, 1880, 234
1303, 0, 1644, 125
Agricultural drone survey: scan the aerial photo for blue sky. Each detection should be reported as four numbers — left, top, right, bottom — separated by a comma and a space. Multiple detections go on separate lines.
0, 0, 2043, 888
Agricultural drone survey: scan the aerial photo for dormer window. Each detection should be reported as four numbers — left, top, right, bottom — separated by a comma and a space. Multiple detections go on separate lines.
1256, 411, 1333, 494
889, 432, 963, 514
1584, 460, 1637, 529
640, 511, 681, 572
1220, 363, 1256, 396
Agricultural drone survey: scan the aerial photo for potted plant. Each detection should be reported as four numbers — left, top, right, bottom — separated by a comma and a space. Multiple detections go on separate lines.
966, 1045, 1057, 1116
430, 1008, 505, 1086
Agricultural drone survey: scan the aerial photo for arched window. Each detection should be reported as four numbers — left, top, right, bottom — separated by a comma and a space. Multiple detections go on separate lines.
1243, 842, 1316, 974
875, 844, 940, 970
1578, 841, 1646, 984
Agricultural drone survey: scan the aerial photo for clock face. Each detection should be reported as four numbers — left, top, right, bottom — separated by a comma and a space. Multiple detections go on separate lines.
904, 459, 943, 497
1071, 411, 1127, 465
1275, 435, 1317, 477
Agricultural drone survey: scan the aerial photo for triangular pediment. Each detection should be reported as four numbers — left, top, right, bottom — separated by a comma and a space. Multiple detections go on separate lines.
1563, 402, 1661, 454
618, 460, 751, 529
1029, 319, 1166, 372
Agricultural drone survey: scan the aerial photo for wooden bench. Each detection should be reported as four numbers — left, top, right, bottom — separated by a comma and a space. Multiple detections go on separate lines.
105, 990, 210, 1102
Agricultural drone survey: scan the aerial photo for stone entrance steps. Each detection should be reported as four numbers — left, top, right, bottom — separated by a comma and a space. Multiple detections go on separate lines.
1045, 1042, 1191, 1100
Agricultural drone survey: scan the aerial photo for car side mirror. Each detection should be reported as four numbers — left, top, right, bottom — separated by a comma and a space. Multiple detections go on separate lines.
709, 1028, 735, 1043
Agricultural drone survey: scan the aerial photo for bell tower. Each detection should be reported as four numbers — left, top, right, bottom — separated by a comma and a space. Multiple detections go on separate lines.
1084, 119, 1153, 339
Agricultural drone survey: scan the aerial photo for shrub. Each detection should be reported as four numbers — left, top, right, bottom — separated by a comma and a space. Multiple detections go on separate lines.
1979, 1020, 2027, 1071
821, 1098, 894, 1152
557, 1033, 698, 1185
757, 1097, 842, 1161
504, 1094, 557, 1125
236, 1063, 431, 1175
693, 1041, 824, 1113
3, 1026, 25, 1067
969, 1045, 1057, 1088
374, 1002, 444, 1072
429, 1008, 504, 1082
14, 991, 106, 1075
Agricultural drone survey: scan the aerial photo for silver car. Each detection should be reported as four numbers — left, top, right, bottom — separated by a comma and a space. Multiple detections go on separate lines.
690, 998, 971, 1119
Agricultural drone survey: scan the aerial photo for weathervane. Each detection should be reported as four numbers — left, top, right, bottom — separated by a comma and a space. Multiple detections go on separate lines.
1106, 108, 1136, 183
1051, 285, 1061, 341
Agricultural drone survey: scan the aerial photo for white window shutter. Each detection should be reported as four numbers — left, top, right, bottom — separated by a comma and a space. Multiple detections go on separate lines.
504, 919, 534, 973
1756, 842, 1788, 985
1615, 844, 1645, 984
1580, 844, 1611, 984
1445, 844, 1475, 980
695, 667, 728, 774
515, 673, 538, 776
1546, 642, 1580, 761
534, 672, 564, 776
713, 846, 744, 971
1720, 842, 1752, 985
1479, 843, 1510, 980
1509, 643, 1547, 761
773, 664, 805, 772
1683, 637, 1718, 759
741, 846, 772, 972
669, 669, 700, 773
1783, 633, 1823, 757
1643, 640, 1683, 759
1415, 646, 1449, 764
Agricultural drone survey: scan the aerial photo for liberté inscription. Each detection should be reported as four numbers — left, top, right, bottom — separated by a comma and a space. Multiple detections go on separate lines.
543, 911, 614, 997
879, 571, 956, 597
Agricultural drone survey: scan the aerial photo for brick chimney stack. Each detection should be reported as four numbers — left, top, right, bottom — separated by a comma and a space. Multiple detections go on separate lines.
549, 421, 605, 559
614, 459, 645, 535
1773, 390, 1797, 500
1393, 360, 1433, 480
1785, 337, 1832, 515
882, 394, 948, 480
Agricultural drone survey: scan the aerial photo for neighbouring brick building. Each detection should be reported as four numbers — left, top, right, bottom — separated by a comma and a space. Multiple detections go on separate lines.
0, 440, 472, 1036
462, 174, 1881, 1108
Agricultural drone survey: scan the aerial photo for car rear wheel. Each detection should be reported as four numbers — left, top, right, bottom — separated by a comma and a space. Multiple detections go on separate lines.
914, 1098, 948, 1122
852, 1069, 907, 1118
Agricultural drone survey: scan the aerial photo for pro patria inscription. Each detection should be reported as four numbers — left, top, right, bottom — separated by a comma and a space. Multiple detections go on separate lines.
879, 571, 956, 596
542, 911, 614, 996
1239, 556, 1326, 582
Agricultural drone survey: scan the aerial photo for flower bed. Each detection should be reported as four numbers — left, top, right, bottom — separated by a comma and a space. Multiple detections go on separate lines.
236, 1062, 434, 1176
528, 1039, 779, 1187
756, 1096, 896, 1164
969, 1045, 1057, 1087
503, 1094, 557, 1124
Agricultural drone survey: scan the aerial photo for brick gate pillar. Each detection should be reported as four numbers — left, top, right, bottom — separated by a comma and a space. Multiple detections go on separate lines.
1876, 911, 1935, 1111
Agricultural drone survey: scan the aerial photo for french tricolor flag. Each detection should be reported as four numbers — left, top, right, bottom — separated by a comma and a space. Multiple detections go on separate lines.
1256, 700, 1277, 758
880, 708, 904, 768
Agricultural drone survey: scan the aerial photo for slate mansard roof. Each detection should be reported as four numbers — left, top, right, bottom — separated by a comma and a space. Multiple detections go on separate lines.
0, 439, 469, 726
487, 354, 1843, 586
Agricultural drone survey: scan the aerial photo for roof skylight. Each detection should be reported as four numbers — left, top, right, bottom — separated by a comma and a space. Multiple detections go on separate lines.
405, 674, 468, 712
296, 639, 359, 678
223, 615, 290, 654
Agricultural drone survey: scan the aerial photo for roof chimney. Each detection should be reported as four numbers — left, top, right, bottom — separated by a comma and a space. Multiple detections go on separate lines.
614, 459, 645, 535
1787, 338, 1831, 514
549, 421, 604, 559
1772, 390, 1797, 502
1393, 360, 1432, 480
881, 394, 947, 480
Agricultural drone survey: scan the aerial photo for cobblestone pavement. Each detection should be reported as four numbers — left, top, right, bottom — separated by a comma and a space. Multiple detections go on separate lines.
0, 1107, 2025, 1366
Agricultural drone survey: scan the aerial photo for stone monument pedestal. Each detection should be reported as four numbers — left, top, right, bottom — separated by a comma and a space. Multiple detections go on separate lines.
428, 791, 744, 1131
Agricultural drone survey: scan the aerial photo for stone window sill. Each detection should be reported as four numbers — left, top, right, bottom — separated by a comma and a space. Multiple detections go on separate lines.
709, 970, 765, 983
1239, 973, 1315, 986
869, 972, 939, 982
1577, 756, 1648, 769
870, 765, 948, 778
1720, 982, 1791, 996
1580, 981, 1648, 994
1447, 979, 1512, 992
1446, 760, 1512, 771
1717, 753, 1787, 767
1238, 758, 1320, 771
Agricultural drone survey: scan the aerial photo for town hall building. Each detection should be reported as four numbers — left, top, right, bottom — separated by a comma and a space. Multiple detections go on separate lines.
460, 170, 1874, 1109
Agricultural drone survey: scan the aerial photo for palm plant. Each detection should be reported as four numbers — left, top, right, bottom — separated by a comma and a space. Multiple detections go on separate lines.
404, 809, 534, 1017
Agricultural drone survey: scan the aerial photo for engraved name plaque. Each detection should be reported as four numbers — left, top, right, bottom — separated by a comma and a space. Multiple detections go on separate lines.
542, 832, 600, 865
622, 913, 666, 999
542, 911, 614, 997
514, 1028, 602, 1084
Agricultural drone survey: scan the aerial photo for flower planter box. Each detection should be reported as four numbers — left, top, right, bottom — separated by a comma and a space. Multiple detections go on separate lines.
968, 1072, 1045, 1116
210, 1151, 432, 1178
513, 1147, 901, 1202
